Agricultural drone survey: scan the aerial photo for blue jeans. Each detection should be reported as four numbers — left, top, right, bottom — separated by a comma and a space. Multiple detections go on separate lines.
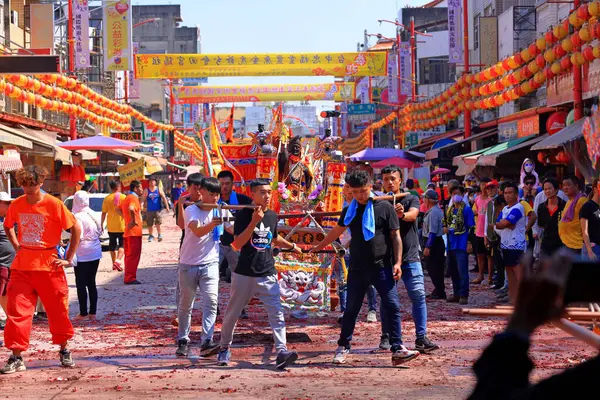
339, 265, 404, 351
367, 285, 377, 311
448, 249, 469, 298
380, 261, 428, 339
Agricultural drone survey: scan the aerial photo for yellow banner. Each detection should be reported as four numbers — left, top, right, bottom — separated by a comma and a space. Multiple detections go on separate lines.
145, 157, 162, 175
175, 83, 356, 104
134, 53, 387, 79
118, 157, 144, 186
103, 0, 133, 71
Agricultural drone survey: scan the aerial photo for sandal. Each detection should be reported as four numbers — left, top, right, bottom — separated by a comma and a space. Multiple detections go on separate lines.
113, 261, 123, 272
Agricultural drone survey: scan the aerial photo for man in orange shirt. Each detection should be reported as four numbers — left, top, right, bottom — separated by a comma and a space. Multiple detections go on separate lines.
1, 165, 81, 375
121, 180, 144, 285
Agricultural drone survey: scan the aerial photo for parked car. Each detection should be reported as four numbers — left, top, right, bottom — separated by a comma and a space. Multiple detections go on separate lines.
64, 193, 110, 246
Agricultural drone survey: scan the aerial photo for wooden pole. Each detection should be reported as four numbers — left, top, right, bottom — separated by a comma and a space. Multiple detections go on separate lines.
463, 308, 600, 320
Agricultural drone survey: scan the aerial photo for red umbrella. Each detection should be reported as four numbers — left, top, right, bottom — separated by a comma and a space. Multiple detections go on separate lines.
372, 157, 419, 169
431, 167, 451, 175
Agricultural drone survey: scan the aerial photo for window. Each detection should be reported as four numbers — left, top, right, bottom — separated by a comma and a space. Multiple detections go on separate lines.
419, 56, 455, 85
474, 14, 480, 50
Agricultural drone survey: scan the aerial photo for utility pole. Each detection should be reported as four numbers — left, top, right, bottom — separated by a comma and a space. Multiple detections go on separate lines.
463, 0, 471, 138
67, 0, 77, 140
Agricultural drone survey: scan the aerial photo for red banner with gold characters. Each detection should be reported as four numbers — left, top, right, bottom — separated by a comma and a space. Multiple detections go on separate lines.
134, 52, 387, 79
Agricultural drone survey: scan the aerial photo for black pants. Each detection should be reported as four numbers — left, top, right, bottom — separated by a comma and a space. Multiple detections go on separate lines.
426, 236, 446, 296
490, 241, 504, 287
74, 259, 100, 316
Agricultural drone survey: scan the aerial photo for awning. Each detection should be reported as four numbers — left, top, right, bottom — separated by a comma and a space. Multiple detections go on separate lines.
425, 128, 497, 160
0, 125, 33, 149
530, 118, 585, 151
410, 129, 464, 152
477, 135, 547, 167
11, 128, 72, 164
78, 150, 97, 160
0, 155, 22, 172
110, 149, 166, 171
166, 161, 187, 170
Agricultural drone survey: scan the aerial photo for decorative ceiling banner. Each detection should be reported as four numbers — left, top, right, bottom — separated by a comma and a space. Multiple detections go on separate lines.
73, 0, 90, 69
175, 83, 356, 104
134, 52, 387, 79
103, 0, 133, 71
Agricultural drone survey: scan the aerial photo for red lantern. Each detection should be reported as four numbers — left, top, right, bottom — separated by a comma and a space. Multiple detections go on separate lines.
583, 46, 595, 61
528, 43, 539, 57
535, 54, 546, 68
560, 56, 572, 70
571, 32, 583, 48
578, 4, 590, 20
553, 44, 567, 58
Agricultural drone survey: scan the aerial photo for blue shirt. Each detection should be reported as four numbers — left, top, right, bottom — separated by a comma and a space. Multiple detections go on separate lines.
447, 204, 475, 251
146, 188, 162, 211
171, 187, 183, 202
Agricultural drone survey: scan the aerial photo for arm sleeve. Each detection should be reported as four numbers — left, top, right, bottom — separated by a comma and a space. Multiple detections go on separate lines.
102, 198, 109, 213
466, 206, 475, 228
426, 232, 436, 248
408, 195, 420, 212
184, 206, 201, 227
579, 202, 591, 220
59, 202, 77, 231
337, 206, 349, 227
4, 204, 16, 229
505, 208, 523, 225
234, 209, 251, 236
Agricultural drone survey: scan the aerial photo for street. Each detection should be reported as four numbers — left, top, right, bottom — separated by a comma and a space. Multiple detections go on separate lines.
0, 215, 593, 399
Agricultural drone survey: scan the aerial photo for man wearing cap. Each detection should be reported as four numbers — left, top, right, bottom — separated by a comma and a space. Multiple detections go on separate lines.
0, 192, 16, 330
422, 189, 446, 299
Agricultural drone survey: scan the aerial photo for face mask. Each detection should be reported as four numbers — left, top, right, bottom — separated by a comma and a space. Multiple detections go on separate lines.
452, 194, 463, 203
524, 163, 534, 173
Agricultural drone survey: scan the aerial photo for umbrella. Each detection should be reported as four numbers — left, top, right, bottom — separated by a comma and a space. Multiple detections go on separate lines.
372, 157, 419, 169
347, 148, 423, 162
431, 167, 451, 175
59, 134, 140, 151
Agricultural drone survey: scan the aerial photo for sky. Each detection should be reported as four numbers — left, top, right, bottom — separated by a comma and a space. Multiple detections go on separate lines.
133, 0, 431, 109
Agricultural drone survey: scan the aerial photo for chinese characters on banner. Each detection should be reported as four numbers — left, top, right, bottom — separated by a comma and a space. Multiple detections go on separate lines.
103, 0, 133, 71
399, 43, 411, 97
134, 52, 388, 79
448, 0, 464, 64
128, 42, 140, 99
117, 157, 144, 186
172, 104, 183, 124
73, 0, 90, 69
387, 52, 399, 104
340, 102, 348, 137
356, 78, 370, 104
183, 104, 192, 129
190, 104, 199, 124
174, 83, 356, 104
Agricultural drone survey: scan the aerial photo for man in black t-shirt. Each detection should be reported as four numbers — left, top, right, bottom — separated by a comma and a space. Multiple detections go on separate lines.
218, 179, 301, 370
312, 170, 419, 366
380, 165, 439, 354
217, 171, 252, 282
580, 182, 600, 259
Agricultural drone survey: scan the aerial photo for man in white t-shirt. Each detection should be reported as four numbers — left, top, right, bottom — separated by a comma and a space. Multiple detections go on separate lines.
176, 177, 232, 358
495, 182, 527, 303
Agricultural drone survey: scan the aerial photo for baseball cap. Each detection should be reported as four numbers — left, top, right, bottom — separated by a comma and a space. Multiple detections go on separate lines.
486, 179, 499, 188
424, 189, 439, 201
0, 192, 13, 202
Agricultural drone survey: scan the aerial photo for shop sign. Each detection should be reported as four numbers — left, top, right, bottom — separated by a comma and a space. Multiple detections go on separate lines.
111, 131, 141, 141
498, 121, 518, 142
516, 115, 539, 138
118, 157, 144, 186
546, 111, 567, 135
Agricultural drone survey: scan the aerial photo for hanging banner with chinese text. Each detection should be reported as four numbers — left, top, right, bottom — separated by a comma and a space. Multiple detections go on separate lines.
73, 0, 90, 69
128, 42, 140, 99
117, 157, 144, 186
356, 78, 370, 104
448, 0, 464, 64
103, 0, 133, 71
387, 52, 399, 104
399, 42, 411, 97
134, 52, 387, 79
175, 83, 356, 104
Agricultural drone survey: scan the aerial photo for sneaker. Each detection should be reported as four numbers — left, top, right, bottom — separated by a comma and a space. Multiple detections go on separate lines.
0, 318, 5, 330
217, 347, 231, 366
59, 349, 75, 368
429, 293, 447, 300
148, 235, 154, 242
415, 337, 440, 354
332, 346, 349, 364
33, 312, 48, 322
391, 346, 420, 366
379, 335, 392, 350
200, 339, 220, 357
497, 296, 510, 304
275, 350, 298, 369
459, 297, 469, 305
176, 339, 189, 357
158, 234, 163, 242
495, 287, 508, 295
366, 310, 377, 323
446, 296, 460, 303
0, 355, 26, 374
240, 309, 249, 319
125, 280, 142, 285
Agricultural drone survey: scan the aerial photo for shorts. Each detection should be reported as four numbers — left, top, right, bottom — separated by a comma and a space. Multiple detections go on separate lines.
0, 266, 9, 296
108, 232, 124, 251
475, 236, 489, 255
146, 210, 163, 226
501, 249, 524, 268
